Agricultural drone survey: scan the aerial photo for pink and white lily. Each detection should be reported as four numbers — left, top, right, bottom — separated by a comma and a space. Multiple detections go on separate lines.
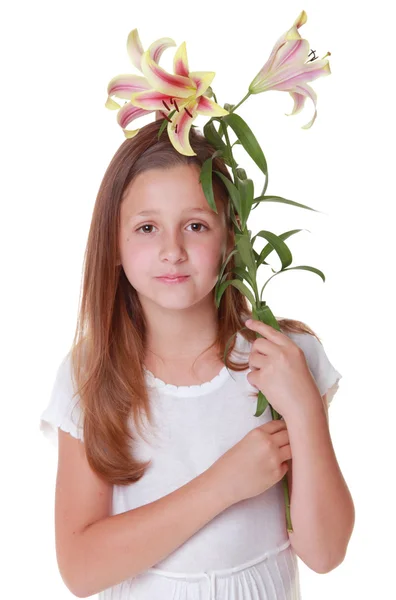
106, 29, 229, 156
248, 10, 331, 129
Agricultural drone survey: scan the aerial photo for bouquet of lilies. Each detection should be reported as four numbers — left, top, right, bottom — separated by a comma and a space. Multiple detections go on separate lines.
105, 10, 331, 532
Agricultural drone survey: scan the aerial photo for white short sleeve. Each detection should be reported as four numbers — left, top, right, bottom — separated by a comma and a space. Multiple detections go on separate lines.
39, 353, 84, 447
286, 331, 342, 407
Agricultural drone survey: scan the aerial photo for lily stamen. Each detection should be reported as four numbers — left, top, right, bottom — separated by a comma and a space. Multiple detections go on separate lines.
159, 111, 173, 123
173, 99, 179, 112
307, 49, 318, 62
162, 99, 171, 111
184, 107, 193, 118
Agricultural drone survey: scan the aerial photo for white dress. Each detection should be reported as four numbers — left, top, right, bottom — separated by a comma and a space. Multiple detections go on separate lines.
39, 329, 342, 599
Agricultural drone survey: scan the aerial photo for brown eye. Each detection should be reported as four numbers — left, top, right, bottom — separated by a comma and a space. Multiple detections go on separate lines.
136, 222, 208, 234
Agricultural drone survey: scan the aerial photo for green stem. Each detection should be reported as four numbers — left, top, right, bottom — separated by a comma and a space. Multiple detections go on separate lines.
229, 91, 253, 113
270, 404, 293, 533
212, 89, 292, 532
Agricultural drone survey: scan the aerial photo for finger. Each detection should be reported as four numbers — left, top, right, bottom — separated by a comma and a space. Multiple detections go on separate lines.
245, 319, 288, 347
273, 430, 290, 448
259, 419, 287, 432
280, 444, 292, 462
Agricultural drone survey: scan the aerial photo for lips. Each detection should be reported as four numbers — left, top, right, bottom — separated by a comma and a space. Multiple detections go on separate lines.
157, 275, 189, 279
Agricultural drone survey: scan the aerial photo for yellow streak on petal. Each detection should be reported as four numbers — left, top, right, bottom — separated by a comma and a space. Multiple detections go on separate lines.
189, 71, 215, 97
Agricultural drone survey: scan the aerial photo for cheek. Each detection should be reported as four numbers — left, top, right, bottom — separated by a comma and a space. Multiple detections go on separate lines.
193, 242, 224, 274
120, 236, 150, 271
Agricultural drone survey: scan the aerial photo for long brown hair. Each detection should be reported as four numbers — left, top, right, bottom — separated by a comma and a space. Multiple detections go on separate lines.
69, 118, 320, 486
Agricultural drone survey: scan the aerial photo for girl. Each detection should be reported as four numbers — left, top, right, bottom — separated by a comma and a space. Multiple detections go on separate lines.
40, 118, 353, 599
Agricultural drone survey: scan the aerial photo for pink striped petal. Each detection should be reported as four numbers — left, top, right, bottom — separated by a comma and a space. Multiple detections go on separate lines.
167, 98, 197, 156
295, 83, 318, 129
127, 29, 177, 73
284, 91, 306, 117
188, 71, 215, 97
270, 59, 330, 92
196, 95, 229, 117
253, 11, 307, 81
267, 39, 309, 74
140, 50, 195, 98
285, 83, 318, 129
147, 36, 177, 66
116, 101, 153, 130
250, 39, 310, 92
107, 74, 151, 100
173, 42, 189, 77
130, 90, 175, 111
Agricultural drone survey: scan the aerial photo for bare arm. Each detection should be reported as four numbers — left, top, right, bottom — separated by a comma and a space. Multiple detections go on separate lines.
70, 467, 230, 598
285, 390, 355, 573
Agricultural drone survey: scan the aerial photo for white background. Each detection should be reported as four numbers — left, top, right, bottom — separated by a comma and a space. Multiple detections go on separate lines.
2, 0, 394, 597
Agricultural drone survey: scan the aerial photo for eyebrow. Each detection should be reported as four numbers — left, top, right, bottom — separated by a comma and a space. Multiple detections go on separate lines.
133, 207, 216, 217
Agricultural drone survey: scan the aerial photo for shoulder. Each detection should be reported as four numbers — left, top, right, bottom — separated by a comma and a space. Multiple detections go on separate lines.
283, 330, 342, 402
40, 352, 84, 446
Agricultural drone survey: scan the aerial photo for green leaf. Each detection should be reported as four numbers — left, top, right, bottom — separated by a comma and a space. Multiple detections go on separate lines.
157, 110, 176, 140
251, 229, 306, 267
235, 232, 257, 276
221, 113, 268, 176
213, 170, 241, 216
199, 157, 218, 214
203, 120, 229, 156
217, 248, 239, 288
233, 266, 255, 289
259, 265, 325, 300
278, 265, 326, 282
215, 278, 256, 308
236, 167, 247, 180
251, 230, 293, 270
252, 195, 323, 214
238, 177, 254, 230
254, 392, 269, 417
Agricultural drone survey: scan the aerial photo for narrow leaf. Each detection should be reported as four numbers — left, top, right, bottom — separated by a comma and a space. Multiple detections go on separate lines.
199, 158, 217, 214
221, 113, 268, 176
252, 194, 323, 214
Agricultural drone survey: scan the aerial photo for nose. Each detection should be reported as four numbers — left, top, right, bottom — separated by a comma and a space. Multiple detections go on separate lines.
159, 229, 188, 262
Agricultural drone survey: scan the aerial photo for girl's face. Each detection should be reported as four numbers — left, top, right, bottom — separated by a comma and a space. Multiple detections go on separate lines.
118, 164, 231, 311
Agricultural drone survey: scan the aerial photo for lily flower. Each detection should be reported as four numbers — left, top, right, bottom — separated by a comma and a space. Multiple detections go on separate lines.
248, 10, 331, 129
105, 29, 229, 156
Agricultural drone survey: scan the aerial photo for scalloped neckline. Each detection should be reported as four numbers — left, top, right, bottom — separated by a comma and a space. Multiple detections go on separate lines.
143, 331, 248, 398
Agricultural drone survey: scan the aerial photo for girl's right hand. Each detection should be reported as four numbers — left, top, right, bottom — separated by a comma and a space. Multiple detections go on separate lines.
209, 419, 292, 506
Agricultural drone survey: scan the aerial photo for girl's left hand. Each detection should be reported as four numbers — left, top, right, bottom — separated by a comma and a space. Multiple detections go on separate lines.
245, 318, 319, 418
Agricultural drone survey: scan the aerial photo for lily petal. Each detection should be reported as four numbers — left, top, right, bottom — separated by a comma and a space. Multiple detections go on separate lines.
188, 71, 215, 97
117, 101, 154, 131
284, 91, 305, 117
147, 36, 177, 66
167, 98, 197, 156
127, 29, 177, 73
255, 11, 307, 81
105, 97, 121, 110
196, 95, 229, 117
173, 41, 189, 77
267, 38, 310, 74
127, 29, 145, 72
270, 59, 330, 92
140, 50, 195, 98
130, 89, 175, 111
287, 83, 318, 129
107, 74, 151, 100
